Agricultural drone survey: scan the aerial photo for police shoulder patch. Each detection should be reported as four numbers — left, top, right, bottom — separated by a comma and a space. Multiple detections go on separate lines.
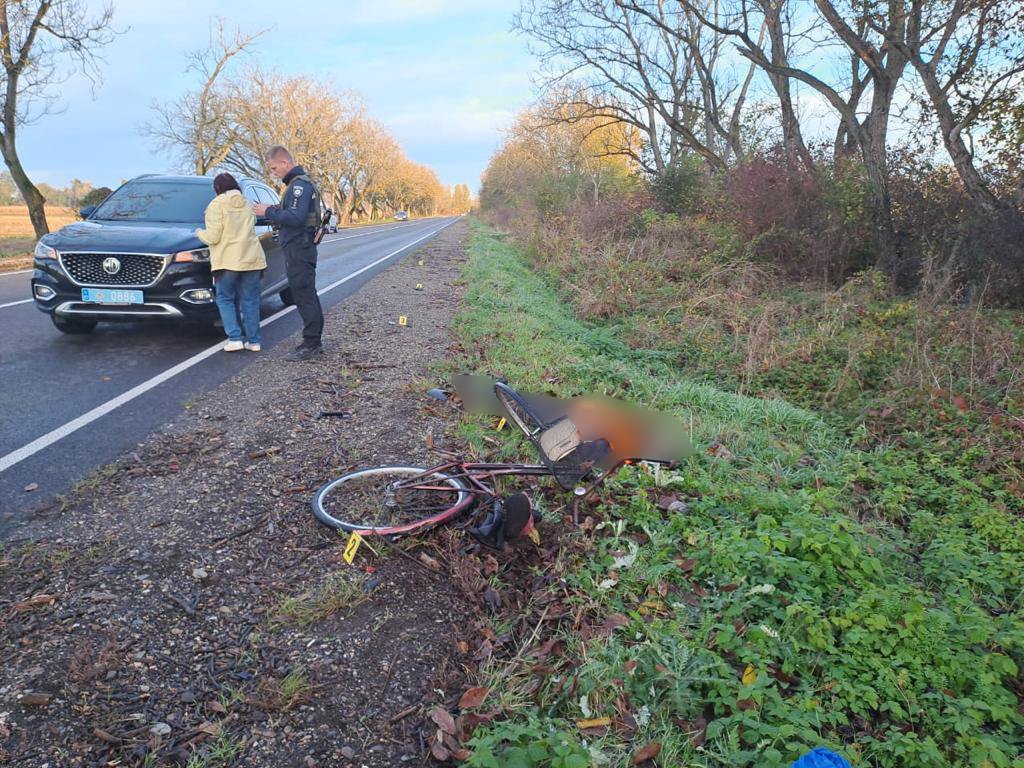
293, 186, 303, 196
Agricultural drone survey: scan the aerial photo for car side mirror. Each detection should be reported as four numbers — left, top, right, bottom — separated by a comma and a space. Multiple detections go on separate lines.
79, 205, 96, 219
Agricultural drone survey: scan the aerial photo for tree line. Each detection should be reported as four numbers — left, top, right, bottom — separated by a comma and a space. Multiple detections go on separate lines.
492, 0, 1023, 297
145, 20, 472, 223
0, 6, 470, 239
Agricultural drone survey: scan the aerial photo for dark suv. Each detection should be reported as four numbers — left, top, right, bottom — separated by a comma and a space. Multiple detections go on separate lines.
30, 174, 291, 334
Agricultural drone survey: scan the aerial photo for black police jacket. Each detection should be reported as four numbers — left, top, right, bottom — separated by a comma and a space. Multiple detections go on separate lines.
266, 165, 320, 247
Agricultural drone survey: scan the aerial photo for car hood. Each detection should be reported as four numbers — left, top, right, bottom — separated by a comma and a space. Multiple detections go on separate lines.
42, 220, 204, 255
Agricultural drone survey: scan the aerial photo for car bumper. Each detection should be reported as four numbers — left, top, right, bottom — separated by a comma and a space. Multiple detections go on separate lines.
30, 261, 219, 322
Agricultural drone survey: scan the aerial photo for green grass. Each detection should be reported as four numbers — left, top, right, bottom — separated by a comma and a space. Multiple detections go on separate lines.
270, 572, 367, 628
454, 220, 1024, 768
184, 731, 244, 768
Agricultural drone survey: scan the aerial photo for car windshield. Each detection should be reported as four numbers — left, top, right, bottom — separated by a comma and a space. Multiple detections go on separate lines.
91, 180, 216, 223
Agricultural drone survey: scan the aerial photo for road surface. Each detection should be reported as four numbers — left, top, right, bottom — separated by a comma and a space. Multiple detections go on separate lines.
0, 217, 459, 532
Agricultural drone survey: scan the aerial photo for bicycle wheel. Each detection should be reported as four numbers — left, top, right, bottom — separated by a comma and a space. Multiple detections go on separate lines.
311, 466, 473, 535
494, 382, 547, 437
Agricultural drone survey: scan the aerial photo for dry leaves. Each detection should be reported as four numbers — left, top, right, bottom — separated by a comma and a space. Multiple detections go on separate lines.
458, 686, 489, 709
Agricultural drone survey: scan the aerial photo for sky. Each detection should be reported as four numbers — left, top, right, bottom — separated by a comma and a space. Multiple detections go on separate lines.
18, 0, 535, 193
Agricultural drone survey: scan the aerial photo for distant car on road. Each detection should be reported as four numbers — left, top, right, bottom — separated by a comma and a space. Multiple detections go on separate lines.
393, 210, 409, 221
30, 174, 293, 334
327, 214, 338, 233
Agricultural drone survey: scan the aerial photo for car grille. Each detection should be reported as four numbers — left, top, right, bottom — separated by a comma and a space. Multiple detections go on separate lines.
60, 252, 167, 286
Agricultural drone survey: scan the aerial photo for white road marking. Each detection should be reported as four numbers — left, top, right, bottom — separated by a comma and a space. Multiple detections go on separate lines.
0, 218, 457, 474
0, 298, 33, 309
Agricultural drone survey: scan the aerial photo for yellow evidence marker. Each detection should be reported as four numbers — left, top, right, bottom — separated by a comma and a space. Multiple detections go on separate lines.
398, 315, 408, 326
343, 531, 363, 564
496, 417, 507, 431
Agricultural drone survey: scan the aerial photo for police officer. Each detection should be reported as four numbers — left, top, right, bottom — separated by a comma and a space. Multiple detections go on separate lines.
253, 145, 325, 361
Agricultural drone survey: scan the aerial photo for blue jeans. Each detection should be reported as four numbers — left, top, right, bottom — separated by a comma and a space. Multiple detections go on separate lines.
214, 270, 261, 343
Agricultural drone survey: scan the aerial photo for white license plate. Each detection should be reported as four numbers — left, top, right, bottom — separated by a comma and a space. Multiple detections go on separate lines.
81, 288, 144, 304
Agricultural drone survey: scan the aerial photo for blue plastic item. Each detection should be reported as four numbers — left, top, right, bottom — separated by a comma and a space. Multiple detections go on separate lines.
790, 748, 852, 768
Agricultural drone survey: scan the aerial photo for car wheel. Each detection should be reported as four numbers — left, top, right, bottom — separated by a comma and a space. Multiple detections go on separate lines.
51, 314, 97, 334
279, 287, 295, 306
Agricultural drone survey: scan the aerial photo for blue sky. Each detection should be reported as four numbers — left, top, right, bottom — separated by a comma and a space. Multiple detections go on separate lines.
19, 0, 534, 193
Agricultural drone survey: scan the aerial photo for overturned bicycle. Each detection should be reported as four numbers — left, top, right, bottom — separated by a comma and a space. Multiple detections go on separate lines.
310, 376, 693, 548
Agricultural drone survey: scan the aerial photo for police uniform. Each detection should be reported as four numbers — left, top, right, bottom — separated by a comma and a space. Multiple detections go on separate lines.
265, 165, 324, 348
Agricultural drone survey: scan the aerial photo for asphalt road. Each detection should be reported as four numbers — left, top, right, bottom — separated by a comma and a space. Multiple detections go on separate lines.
0, 217, 459, 533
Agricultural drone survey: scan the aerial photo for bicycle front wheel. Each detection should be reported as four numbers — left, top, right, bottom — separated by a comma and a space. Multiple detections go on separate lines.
494, 382, 547, 437
311, 466, 473, 536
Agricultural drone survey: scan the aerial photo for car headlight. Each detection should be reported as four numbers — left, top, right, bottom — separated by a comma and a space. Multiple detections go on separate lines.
34, 240, 57, 261
173, 248, 211, 263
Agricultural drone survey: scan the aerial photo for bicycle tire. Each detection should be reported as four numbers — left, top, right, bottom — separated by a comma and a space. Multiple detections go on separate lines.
494, 382, 547, 437
311, 466, 473, 535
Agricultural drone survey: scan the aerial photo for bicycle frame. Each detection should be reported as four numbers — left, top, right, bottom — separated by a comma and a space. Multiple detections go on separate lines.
396, 458, 626, 503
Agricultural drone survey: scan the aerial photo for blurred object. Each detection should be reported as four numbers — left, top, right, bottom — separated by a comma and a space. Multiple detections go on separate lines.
454, 374, 693, 468
426, 388, 448, 401
790, 748, 852, 768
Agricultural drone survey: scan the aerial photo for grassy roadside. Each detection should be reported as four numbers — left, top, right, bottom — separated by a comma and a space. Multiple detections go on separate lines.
451, 220, 1023, 767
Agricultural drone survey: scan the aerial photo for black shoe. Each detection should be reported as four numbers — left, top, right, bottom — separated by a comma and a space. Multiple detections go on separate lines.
468, 493, 536, 549
286, 344, 324, 362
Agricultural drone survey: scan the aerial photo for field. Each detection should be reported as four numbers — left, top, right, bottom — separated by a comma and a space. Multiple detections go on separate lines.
0, 205, 78, 271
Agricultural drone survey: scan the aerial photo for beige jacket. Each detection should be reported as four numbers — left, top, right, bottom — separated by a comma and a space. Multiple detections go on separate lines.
196, 190, 267, 272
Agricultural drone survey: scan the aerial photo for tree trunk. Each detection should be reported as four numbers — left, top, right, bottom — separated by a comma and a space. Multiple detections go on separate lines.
0, 129, 48, 238
915, 63, 1007, 217
763, 7, 813, 171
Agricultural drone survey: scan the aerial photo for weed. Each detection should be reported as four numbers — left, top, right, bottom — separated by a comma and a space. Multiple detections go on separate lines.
270, 572, 367, 628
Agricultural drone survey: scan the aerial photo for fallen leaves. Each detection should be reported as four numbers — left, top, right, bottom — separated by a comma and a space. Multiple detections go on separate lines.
633, 741, 662, 764
11, 593, 57, 613
429, 707, 456, 734
458, 686, 489, 709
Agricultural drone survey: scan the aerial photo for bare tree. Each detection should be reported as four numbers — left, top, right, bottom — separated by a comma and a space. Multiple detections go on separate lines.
673, 0, 914, 261
144, 18, 265, 175
0, 0, 118, 237
896, 0, 1024, 216
516, 0, 760, 174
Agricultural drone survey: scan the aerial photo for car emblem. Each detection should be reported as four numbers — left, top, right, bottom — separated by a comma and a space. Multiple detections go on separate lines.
102, 257, 121, 275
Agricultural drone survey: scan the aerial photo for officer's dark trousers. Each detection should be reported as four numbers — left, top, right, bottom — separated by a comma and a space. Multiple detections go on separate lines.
283, 239, 324, 346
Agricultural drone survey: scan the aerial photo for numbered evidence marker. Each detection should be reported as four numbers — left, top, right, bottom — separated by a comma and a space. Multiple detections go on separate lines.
417, 259, 424, 266
343, 531, 363, 564
415, 283, 423, 290
496, 417, 507, 431
398, 315, 408, 327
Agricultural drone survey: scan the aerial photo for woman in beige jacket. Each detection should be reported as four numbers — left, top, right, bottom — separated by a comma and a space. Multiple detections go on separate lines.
196, 173, 268, 352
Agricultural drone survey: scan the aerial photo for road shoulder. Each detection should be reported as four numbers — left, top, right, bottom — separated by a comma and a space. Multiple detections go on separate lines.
1, 220, 472, 767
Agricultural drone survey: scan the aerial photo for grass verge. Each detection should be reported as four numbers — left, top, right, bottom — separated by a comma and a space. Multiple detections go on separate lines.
451, 220, 1023, 768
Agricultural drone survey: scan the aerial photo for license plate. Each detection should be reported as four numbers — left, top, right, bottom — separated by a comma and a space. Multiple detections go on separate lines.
81, 288, 144, 304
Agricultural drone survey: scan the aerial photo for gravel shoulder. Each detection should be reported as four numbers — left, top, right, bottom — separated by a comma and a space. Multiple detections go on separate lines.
1, 221, 476, 767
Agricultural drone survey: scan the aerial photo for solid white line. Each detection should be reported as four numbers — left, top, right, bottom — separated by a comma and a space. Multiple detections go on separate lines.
0, 298, 32, 309
0, 218, 457, 474
0, 268, 33, 277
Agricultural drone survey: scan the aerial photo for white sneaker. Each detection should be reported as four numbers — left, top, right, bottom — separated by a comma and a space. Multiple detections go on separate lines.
244, 342, 261, 352
224, 340, 244, 352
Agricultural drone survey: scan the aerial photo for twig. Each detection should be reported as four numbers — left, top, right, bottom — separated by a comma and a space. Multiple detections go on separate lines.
211, 512, 271, 546
377, 639, 404, 706
389, 704, 419, 723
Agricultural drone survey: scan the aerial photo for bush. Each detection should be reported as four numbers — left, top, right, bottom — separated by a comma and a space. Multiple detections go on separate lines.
80, 186, 113, 209
651, 156, 705, 213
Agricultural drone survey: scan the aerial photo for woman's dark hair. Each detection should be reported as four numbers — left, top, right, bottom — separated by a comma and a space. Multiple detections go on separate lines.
213, 172, 241, 195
